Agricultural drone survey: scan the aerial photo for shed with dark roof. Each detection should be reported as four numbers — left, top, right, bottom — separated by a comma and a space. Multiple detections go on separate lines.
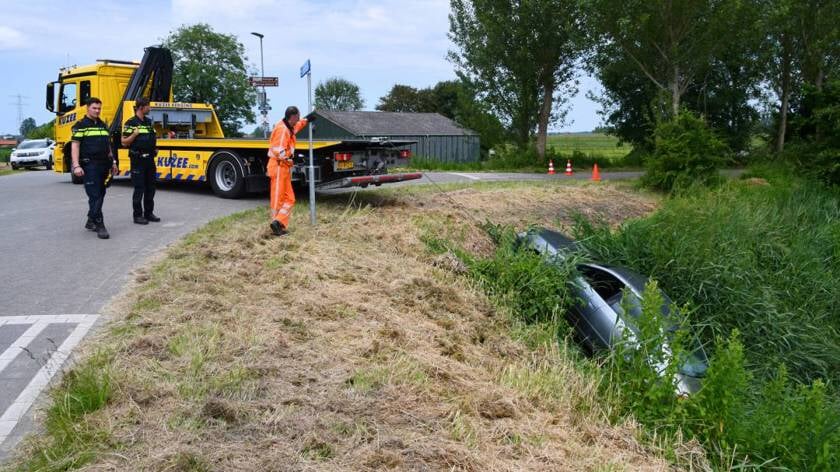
302, 110, 480, 163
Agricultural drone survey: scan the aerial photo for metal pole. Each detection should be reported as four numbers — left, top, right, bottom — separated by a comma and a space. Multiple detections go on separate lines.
307, 71, 316, 225
259, 36, 267, 138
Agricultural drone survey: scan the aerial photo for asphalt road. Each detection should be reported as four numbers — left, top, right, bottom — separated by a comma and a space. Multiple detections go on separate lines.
0, 167, 642, 461
0, 170, 263, 459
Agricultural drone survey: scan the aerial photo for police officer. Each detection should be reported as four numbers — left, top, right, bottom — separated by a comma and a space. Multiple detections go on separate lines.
71, 97, 117, 239
121, 97, 160, 224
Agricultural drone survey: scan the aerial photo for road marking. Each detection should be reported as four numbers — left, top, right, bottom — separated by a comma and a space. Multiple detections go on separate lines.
0, 321, 48, 373
448, 172, 481, 181
0, 314, 98, 445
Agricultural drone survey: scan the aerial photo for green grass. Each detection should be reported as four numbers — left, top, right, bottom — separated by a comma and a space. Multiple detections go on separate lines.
8, 352, 114, 472
574, 171, 840, 386
0, 149, 21, 176
419, 174, 840, 470
547, 133, 631, 160
570, 168, 840, 470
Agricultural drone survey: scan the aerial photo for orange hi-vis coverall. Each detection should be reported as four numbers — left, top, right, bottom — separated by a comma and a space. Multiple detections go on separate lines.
267, 118, 308, 229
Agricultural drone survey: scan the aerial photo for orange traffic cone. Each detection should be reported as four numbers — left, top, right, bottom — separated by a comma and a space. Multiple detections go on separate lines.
591, 163, 601, 182
565, 160, 573, 176
548, 159, 556, 175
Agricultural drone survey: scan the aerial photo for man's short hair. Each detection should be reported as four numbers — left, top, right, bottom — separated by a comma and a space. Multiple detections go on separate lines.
87, 97, 102, 106
284, 106, 300, 120
134, 97, 150, 109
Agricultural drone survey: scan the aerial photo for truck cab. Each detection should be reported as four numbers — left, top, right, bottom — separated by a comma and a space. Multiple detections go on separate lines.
46, 60, 141, 179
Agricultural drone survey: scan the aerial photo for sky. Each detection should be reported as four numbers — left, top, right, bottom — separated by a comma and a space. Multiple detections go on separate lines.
0, 0, 604, 136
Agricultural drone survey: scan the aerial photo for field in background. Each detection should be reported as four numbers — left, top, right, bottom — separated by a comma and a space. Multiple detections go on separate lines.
406, 132, 638, 172
548, 133, 631, 160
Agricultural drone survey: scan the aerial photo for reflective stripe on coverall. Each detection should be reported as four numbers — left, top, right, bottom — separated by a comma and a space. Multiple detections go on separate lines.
267, 118, 308, 228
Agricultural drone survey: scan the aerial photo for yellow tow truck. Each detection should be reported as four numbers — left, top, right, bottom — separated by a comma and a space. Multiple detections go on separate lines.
46, 47, 420, 197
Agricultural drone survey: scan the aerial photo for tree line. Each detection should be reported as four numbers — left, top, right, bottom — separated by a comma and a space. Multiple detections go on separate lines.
449, 0, 837, 162
23, 7, 837, 179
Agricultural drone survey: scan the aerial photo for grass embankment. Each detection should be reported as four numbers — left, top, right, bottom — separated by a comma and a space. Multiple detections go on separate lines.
430, 170, 839, 470
6, 181, 667, 471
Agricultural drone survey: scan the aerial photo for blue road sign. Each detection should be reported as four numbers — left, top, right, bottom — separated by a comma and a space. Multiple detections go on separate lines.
300, 59, 311, 78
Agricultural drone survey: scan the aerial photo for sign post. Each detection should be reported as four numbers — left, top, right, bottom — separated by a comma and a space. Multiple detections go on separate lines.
249, 77, 277, 137
300, 59, 316, 225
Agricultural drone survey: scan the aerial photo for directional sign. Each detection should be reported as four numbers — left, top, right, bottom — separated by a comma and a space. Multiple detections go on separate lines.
249, 76, 278, 87
300, 59, 311, 78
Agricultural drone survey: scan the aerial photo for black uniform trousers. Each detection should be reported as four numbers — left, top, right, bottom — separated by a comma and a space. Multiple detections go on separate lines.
130, 154, 156, 217
82, 161, 109, 222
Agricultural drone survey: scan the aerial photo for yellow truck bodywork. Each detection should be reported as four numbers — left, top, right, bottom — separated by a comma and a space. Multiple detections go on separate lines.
46, 48, 419, 197
49, 61, 338, 184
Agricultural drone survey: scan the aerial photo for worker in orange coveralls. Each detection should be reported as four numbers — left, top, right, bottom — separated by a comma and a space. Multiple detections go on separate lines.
266, 106, 314, 236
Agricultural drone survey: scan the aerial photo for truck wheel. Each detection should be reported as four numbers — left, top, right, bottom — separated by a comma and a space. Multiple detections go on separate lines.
46, 158, 53, 170
209, 151, 245, 198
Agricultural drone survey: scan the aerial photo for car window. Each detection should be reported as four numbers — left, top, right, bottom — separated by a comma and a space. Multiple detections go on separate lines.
578, 265, 625, 302
18, 140, 48, 149
80, 80, 91, 105
59, 82, 77, 113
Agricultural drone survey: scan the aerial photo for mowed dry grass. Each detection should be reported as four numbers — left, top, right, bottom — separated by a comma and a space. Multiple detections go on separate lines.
13, 181, 665, 471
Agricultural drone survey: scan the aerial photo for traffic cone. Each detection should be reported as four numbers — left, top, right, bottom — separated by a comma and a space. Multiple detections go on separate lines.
548, 159, 555, 175
591, 163, 601, 182
565, 160, 573, 176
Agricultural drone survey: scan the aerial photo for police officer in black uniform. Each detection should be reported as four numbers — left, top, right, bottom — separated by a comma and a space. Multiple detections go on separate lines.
71, 97, 117, 239
121, 97, 160, 224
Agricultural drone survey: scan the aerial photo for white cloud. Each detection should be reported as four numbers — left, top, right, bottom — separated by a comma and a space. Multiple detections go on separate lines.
0, 0, 601, 133
0, 26, 26, 51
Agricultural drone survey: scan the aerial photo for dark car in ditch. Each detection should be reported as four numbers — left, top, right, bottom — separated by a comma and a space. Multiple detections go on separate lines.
518, 228, 709, 395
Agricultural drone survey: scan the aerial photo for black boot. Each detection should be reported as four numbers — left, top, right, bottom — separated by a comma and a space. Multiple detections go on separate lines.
85, 218, 96, 231
96, 221, 110, 239
270, 220, 288, 236
144, 213, 161, 222
134, 215, 149, 225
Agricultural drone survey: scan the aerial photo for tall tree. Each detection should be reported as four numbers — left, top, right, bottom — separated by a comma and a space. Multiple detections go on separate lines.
164, 24, 256, 136
27, 121, 55, 140
764, 0, 838, 152
795, 0, 838, 92
449, 0, 584, 159
765, 0, 800, 153
315, 77, 365, 111
376, 85, 434, 112
587, 0, 738, 117
19, 117, 36, 137
689, 0, 764, 153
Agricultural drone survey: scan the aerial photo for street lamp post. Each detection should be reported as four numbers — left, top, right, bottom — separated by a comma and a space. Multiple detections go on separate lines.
251, 32, 268, 138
